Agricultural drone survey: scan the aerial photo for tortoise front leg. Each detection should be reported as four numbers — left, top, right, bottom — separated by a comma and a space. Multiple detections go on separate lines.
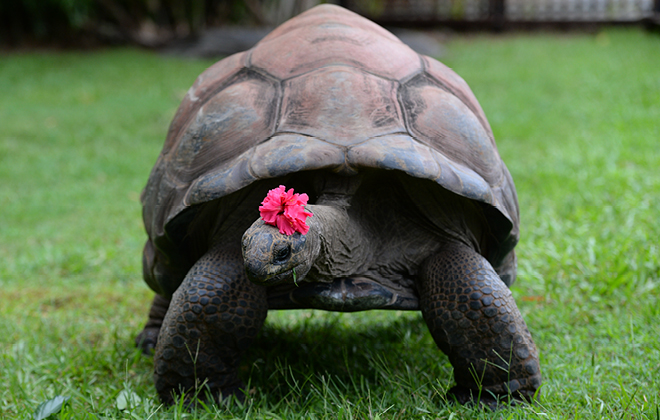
154, 245, 267, 404
418, 242, 542, 407
135, 294, 171, 354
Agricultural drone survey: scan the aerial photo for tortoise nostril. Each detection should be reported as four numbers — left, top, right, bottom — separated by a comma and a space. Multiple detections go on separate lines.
273, 244, 291, 264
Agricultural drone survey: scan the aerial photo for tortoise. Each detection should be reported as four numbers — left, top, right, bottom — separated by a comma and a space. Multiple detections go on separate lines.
136, 4, 542, 407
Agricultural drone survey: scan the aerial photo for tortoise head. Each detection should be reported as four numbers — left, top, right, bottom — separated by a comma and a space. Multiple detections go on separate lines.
241, 218, 320, 286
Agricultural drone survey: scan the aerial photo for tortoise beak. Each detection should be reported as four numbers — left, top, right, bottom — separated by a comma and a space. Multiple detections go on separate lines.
244, 262, 297, 286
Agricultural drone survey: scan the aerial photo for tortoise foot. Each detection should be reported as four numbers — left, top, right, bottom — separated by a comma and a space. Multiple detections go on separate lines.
419, 242, 542, 406
135, 327, 160, 355
153, 245, 267, 405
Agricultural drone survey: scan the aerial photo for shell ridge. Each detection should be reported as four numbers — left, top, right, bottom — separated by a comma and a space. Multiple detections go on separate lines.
396, 81, 414, 144
279, 63, 405, 85
386, 79, 405, 135
344, 130, 412, 149
432, 152, 484, 199
346, 134, 440, 181
185, 147, 258, 207
245, 147, 262, 180
398, 54, 426, 86
248, 133, 350, 178
487, 166, 506, 188
245, 46, 254, 68
244, 65, 280, 84
288, 61, 405, 83
272, 80, 284, 134
186, 83, 200, 103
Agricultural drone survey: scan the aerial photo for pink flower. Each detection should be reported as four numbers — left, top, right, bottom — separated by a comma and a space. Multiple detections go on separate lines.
259, 185, 313, 235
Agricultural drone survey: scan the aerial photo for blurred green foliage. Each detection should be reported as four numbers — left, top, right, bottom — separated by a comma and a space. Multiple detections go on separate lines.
0, 0, 256, 47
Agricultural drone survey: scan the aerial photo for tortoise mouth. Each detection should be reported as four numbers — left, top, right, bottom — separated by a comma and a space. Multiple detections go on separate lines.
248, 264, 300, 287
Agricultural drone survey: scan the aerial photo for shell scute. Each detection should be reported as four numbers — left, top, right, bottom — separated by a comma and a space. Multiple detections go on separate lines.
429, 152, 489, 201
346, 135, 440, 180
400, 76, 500, 185
278, 67, 405, 145
422, 55, 493, 137
163, 52, 248, 154
169, 72, 279, 185
186, 152, 256, 207
146, 169, 189, 239
249, 134, 347, 179
249, 8, 421, 81
258, 4, 400, 47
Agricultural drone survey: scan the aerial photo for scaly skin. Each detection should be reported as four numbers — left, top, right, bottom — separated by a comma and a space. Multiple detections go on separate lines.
418, 242, 541, 408
153, 245, 267, 404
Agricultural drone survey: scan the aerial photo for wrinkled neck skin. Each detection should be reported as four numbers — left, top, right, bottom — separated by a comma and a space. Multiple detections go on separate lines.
304, 202, 372, 282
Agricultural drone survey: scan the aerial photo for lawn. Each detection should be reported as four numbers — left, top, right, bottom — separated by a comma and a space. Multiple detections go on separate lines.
1, 27, 659, 419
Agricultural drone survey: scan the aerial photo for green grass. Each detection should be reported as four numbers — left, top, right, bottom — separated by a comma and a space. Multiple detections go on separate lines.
1, 28, 659, 419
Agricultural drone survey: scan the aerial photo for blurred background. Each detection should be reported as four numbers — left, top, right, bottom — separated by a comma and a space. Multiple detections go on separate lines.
2, 0, 659, 51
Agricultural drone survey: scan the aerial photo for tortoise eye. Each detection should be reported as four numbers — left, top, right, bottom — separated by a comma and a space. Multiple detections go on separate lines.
273, 245, 291, 264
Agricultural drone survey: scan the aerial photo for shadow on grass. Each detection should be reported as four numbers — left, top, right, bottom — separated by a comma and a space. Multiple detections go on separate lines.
240, 311, 452, 406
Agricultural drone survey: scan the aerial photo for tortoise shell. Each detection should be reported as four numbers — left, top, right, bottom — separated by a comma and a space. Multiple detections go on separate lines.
141, 4, 519, 298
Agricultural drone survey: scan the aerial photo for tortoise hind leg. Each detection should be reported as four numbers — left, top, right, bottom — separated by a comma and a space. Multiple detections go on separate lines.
135, 294, 171, 354
418, 242, 541, 408
154, 245, 267, 404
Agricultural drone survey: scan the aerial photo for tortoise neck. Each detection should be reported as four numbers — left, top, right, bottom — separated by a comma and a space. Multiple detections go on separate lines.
313, 173, 363, 208
304, 204, 372, 281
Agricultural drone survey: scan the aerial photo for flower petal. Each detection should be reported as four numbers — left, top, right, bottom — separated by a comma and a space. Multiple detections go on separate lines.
276, 214, 296, 235
259, 185, 312, 235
